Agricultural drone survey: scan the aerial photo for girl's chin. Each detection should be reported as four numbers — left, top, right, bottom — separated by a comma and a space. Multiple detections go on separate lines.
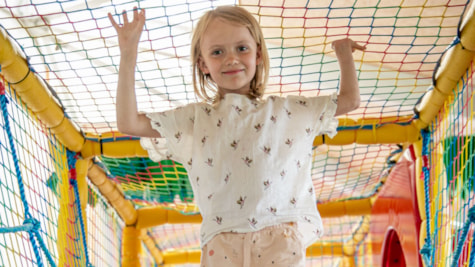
219, 88, 250, 95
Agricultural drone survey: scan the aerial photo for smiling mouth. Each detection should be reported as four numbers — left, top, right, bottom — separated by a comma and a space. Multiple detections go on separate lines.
223, 69, 243, 75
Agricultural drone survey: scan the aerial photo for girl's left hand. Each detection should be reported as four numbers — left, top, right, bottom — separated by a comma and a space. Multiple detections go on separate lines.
331, 38, 366, 53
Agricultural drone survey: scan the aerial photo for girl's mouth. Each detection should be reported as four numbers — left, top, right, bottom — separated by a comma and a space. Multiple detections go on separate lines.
223, 69, 243, 75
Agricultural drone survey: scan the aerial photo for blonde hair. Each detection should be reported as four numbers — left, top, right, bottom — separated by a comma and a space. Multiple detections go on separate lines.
191, 6, 270, 103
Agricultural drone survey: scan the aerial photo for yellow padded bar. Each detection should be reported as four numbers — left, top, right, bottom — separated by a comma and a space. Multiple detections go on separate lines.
317, 197, 375, 218
414, 2, 475, 130
317, 120, 420, 146
139, 229, 164, 264
460, 2, 475, 51
87, 163, 138, 226
136, 206, 202, 230
161, 249, 202, 265
122, 226, 141, 267
0, 28, 85, 152
82, 132, 148, 159
134, 197, 374, 228
81, 116, 418, 159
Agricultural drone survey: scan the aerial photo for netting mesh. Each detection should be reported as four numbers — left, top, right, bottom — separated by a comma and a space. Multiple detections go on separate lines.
427, 66, 474, 266
0, 0, 474, 266
0, 91, 60, 266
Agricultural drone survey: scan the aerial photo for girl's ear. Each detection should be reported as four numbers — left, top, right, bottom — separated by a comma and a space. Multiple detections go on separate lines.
198, 57, 209, 74
256, 45, 262, 65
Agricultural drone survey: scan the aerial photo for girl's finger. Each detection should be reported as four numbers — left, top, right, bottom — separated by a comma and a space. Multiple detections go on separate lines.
108, 13, 119, 30
354, 43, 366, 51
350, 40, 365, 50
133, 7, 139, 21
122, 10, 128, 24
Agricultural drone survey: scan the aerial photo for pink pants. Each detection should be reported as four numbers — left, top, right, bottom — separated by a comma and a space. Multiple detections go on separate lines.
201, 223, 305, 267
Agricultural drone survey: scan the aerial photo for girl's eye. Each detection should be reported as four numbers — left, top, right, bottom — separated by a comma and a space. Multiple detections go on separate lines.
238, 46, 248, 52
212, 50, 222, 55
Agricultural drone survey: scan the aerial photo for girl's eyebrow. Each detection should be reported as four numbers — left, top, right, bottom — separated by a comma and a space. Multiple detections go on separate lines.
206, 40, 254, 50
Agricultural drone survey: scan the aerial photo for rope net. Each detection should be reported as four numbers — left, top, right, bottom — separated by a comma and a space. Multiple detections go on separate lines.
426, 66, 474, 267
0, 0, 474, 266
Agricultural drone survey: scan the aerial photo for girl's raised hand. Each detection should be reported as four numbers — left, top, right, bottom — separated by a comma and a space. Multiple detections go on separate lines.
331, 38, 366, 54
108, 7, 145, 54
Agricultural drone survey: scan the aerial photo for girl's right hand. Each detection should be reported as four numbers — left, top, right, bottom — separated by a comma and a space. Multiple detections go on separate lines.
108, 7, 145, 54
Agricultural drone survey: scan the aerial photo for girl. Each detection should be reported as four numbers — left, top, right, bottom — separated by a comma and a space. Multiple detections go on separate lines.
109, 5, 365, 267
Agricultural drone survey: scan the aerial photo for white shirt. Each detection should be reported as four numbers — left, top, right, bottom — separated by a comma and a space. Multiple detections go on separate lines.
141, 93, 338, 247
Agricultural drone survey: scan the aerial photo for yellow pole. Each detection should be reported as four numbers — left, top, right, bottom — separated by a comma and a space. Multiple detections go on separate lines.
122, 226, 142, 267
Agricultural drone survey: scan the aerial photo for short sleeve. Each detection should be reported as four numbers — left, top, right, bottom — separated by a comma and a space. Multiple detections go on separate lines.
140, 104, 196, 164
287, 92, 338, 138
316, 92, 338, 138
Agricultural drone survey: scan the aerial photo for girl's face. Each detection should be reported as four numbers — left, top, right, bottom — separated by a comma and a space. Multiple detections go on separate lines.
198, 18, 262, 97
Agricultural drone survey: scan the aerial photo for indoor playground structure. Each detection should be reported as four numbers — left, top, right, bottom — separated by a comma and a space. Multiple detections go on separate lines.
0, 0, 474, 266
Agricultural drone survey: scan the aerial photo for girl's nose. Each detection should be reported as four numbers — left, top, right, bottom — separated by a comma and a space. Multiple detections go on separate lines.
225, 52, 239, 65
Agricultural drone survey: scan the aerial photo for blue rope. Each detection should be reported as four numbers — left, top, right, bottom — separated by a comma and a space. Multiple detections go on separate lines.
0, 219, 37, 234
0, 82, 56, 267
0, 84, 42, 266
67, 150, 94, 267
419, 129, 433, 266
0, 87, 31, 224
450, 206, 475, 267
27, 218, 57, 267
469, 227, 475, 267
25, 217, 44, 267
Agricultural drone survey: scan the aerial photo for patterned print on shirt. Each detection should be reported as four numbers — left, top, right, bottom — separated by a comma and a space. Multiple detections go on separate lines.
237, 196, 247, 209
261, 146, 271, 155
248, 218, 258, 228
297, 100, 307, 106
285, 108, 292, 118
319, 114, 324, 121
308, 186, 314, 195
285, 138, 293, 147
224, 173, 231, 184
242, 157, 253, 167
174, 131, 182, 142
205, 158, 214, 167
202, 107, 212, 116
305, 128, 312, 136
230, 140, 239, 150
201, 136, 208, 146
254, 123, 264, 132
290, 197, 297, 207
280, 170, 287, 179
263, 180, 271, 190
232, 105, 242, 115
214, 216, 223, 225
314, 228, 322, 236
268, 206, 277, 215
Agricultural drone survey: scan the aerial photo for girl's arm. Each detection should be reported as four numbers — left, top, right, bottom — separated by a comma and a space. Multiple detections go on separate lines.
332, 38, 365, 116
109, 8, 161, 138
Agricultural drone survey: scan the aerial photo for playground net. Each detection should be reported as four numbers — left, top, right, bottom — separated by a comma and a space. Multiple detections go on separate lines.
0, 0, 474, 266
